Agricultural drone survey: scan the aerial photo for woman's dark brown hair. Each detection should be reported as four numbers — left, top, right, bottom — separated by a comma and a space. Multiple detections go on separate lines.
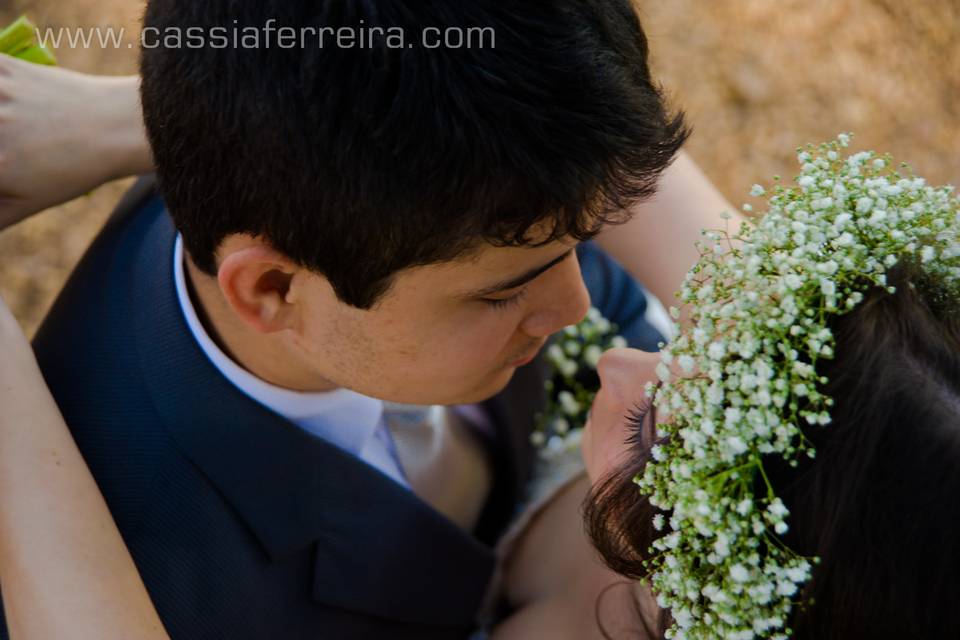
585, 263, 960, 639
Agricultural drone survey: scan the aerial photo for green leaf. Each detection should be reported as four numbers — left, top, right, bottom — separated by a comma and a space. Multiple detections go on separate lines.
0, 15, 58, 66
15, 44, 57, 66
0, 16, 37, 56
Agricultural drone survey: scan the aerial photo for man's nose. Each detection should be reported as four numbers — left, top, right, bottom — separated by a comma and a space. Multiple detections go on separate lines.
519, 253, 591, 338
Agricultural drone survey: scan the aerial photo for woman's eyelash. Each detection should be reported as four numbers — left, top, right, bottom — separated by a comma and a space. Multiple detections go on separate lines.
482, 288, 528, 310
625, 402, 652, 431
624, 397, 658, 445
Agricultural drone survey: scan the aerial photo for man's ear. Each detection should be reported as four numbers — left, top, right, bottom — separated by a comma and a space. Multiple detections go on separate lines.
217, 243, 300, 334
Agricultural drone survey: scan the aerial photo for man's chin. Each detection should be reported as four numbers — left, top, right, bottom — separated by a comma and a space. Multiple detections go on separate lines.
457, 364, 522, 404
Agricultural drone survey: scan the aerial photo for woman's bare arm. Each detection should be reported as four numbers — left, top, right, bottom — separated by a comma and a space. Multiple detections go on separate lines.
492, 476, 654, 640
595, 150, 741, 316
0, 55, 152, 230
0, 298, 168, 640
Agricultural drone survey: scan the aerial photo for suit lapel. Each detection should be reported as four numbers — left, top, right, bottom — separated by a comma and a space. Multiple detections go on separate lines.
126, 195, 495, 627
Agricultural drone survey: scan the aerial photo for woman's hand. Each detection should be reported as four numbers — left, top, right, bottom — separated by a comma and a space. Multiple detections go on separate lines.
0, 55, 153, 231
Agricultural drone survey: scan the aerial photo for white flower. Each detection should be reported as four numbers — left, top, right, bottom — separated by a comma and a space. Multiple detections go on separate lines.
750, 184, 766, 197
546, 344, 565, 364
708, 341, 727, 361
584, 344, 603, 368
834, 213, 853, 229
700, 418, 716, 436
767, 498, 789, 518
812, 196, 833, 210
558, 391, 581, 416
726, 436, 748, 455
835, 232, 855, 247
729, 564, 751, 583
783, 274, 804, 290
656, 361, 672, 383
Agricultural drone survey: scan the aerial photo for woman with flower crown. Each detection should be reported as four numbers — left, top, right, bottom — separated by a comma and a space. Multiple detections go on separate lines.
497, 138, 960, 640
472, 137, 960, 639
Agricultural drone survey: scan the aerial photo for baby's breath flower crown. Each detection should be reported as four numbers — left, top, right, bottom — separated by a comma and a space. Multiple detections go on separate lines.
641, 134, 960, 640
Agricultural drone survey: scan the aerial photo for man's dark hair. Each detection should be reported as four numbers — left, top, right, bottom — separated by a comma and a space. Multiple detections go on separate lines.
141, 0, 689, 309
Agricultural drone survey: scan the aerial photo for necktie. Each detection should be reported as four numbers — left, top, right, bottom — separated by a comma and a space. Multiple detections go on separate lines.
383, 404, 494, 532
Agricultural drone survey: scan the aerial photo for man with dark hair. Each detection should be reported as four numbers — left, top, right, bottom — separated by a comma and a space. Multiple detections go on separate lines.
0, 1, 731, 638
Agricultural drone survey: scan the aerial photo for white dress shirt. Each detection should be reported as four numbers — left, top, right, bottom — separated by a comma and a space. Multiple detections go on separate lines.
173, 235, 408, 486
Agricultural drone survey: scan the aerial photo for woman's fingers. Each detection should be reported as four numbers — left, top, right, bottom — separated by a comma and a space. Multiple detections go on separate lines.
0, 56, 149, 231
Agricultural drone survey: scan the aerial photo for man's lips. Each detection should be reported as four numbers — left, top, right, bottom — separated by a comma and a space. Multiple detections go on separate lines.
509, 342, 545, 367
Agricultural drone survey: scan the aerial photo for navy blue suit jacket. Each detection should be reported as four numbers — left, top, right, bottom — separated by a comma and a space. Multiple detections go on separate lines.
0, 177, 661, 639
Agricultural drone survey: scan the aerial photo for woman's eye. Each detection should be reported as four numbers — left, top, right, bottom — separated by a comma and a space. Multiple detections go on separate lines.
625, 402, 651, 431
481, 288, 528, 310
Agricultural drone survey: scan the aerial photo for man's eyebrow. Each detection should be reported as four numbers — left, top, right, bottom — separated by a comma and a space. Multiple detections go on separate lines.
467, 249, 574, 298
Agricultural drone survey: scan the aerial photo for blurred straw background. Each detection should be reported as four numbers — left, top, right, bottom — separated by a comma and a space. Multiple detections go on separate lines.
0, 0, 958, 335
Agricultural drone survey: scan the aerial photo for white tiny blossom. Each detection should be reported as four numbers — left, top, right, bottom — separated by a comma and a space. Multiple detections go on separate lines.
726, 436, 748, 455
656, 362, 672, 383
729, 565, 750, 583
546, 344, 565, 364
558, 391, 581, 416
708, 341, 727, 360
784, 274, 803, 290
583, 344, 603, 368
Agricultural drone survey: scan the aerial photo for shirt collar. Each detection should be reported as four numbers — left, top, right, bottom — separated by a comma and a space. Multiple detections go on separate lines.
173, 234, 384, 457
